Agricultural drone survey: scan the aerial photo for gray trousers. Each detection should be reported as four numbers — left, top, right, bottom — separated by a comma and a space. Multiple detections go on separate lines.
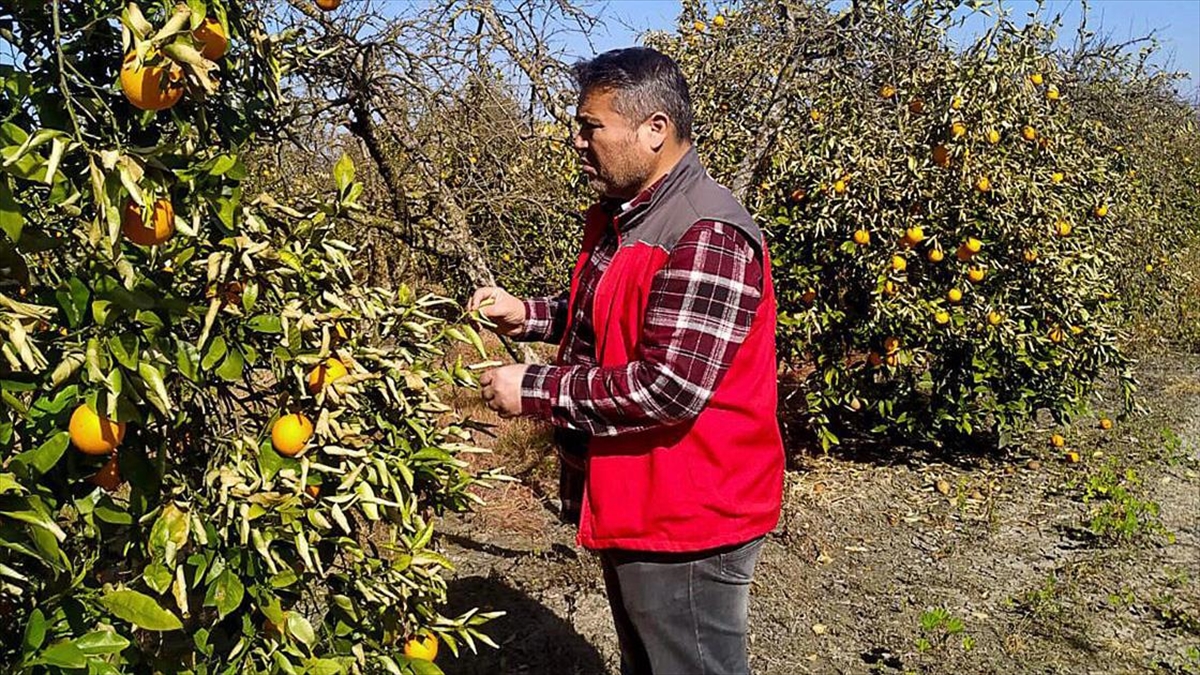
599, 536, 764, 675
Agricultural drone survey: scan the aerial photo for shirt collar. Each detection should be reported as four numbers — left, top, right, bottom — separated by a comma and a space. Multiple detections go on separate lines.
607, 147, 700, 230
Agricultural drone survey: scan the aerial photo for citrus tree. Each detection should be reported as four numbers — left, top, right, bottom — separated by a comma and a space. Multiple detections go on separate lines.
0, 1, 500, 672
649, 0, 1197, 450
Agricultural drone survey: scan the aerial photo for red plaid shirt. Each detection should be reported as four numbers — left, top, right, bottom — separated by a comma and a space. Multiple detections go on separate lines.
517, 180, 764, 437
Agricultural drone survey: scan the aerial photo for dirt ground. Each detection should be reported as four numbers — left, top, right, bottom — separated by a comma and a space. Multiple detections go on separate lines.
434, 350, 1200, 675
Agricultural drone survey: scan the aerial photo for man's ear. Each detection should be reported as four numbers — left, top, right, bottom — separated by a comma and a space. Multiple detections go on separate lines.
642, 111, 671, 151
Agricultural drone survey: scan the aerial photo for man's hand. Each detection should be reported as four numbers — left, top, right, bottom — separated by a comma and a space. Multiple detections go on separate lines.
479, 364, 528, 418
467, 287, 526, 337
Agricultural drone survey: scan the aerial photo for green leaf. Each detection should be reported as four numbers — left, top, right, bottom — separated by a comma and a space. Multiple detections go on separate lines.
242, 281, 259, 313
12, 431, 69, 475
37, 641, 87, 669
303, 658, 346, 675
286, 613, 316, 648
107, 335, 140, 371
246, 315, 282, 333
143, 562, 172, 595
56, 277, 89, 328
0, 472, 24, 495
407, 659, 445, 675
74, 629, 131, 655
333, 154, 354, 193
175, 338, 200, 382
210, 569, 244, 620
269, 569, 298, 589
94, 500, 133, 525
210, 155, 236, 176
201, 336, 227, 371
0, 177, 23, 242
92, 299, 115, 326
138, 363, 173, 415
215, 347, 244, 382
22, 608, 46, 654
99, 589, 183, 631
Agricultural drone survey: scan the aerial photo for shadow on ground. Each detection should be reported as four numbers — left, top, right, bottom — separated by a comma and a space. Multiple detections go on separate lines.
440, 575, 607, 675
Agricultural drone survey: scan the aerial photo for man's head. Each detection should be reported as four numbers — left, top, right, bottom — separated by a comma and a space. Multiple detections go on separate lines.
570, 47, 693, 199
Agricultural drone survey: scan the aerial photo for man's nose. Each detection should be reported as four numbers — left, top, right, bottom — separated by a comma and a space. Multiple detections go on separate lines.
572, 130, 587, 151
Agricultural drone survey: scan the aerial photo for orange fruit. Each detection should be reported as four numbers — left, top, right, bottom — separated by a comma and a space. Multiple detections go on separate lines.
91, 454, 123, 491
883, 337, 900, 353
305, 484, 321, 498
193, 17, 228, 61
903, 226, 924, 246
271, 413, 314, 457
853, 229, 870, 246
975, 176, 991, 192
404, 633, 439, 661
789, 187, 807, 204
1024, 249, 1038, 263
1144, 263, 1154, 273
693, 21, 706, 32
908, 99, 925, 114
1051, 171, 1064, 183
927, 248, 944, 263
934, 310, 950, 325
985, 129, 1000, 144
1055, 220, 1072, 237
1046, 85, 1060, 100
713, 15, 726, 27
885, 353, 900, 367
967, 267, 985, 284
951, 121, 967, 138
1021, 125, 1037, 141
987, 311, 1002, 326
307, 358, 348, 394
833, 179, 847, 194
962, 237, 982, 257
1093, 204, 1109, 218
950, 96, 964, 110
801, 289, 817, 305
1049, 326, 1064, 343
883, 281, 897, 296
1065, 450, 1081, 463
809, 109, 822, 122
891, 255, 907, 272
121, 199, 175, 246
1029, 73, 1044, 85
69, 404, 126, 455
1050, 433, 1065, 448
931, 144, 950, 167
1099, 418, 1113, 430
119, 51, 184, 111
947, 288, 963, 304
880, 84, 896, 98
315, 0, 341, 9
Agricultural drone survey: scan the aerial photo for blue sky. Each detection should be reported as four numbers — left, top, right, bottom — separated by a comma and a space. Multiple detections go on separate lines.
568, 0, 1200, 97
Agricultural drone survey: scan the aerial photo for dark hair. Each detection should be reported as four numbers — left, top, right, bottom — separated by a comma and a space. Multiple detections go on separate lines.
571, 47, 693, 141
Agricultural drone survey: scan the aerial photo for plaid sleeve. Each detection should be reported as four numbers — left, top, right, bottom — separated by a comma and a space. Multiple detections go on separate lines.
514, 291, 569, 344
520, 220, 763, 436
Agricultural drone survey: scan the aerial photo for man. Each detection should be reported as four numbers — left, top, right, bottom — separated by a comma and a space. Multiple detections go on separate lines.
469, 47, 784, 675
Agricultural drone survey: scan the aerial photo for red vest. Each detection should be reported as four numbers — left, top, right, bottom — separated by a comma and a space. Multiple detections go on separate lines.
565, 150, 785, 552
